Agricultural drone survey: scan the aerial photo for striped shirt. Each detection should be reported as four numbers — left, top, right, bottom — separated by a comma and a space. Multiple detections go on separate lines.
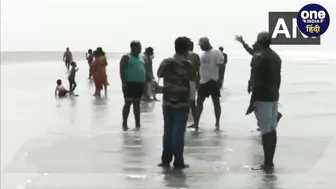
157, 54, 194, 108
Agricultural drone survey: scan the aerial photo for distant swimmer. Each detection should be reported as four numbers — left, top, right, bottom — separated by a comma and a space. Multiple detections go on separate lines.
63, 47, 73, 71
86, 49, 94, 79
68, 62, 79, 96
119, 41, 146, 130
55, 79, 69, 97
218, 46, 228, 89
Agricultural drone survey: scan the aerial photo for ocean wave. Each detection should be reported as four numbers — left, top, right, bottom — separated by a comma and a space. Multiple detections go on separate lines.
1, 50, 335, 63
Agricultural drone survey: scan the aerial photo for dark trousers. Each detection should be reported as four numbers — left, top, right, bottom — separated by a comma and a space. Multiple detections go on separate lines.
161, 106, 189, 166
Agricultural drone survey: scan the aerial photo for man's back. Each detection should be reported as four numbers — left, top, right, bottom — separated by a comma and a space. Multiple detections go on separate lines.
158, 55, 193, 107
251, 48, 281, 102
64, 51, 73, 61
200, 48, 224, 83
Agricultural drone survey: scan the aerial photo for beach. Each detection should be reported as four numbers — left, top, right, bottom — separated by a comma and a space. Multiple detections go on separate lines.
1, 51, 336, 188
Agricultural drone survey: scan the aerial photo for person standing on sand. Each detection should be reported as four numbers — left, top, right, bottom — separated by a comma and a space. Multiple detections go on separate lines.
119, 41, 146, 130
97, 47, 109, 96
245, 32, 281, 171
63, 47, 73, 71
157, 37, 194, 169
143, 47, 157, 101
218, 46, 228, 89
86, 49, 94, 79
235, 35, 282, 130
92, 51, 104, 97
188, 37, 224, 131
186, 38, 201, 124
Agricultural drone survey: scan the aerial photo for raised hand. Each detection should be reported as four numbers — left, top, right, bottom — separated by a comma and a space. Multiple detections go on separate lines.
235, 35, 243, 43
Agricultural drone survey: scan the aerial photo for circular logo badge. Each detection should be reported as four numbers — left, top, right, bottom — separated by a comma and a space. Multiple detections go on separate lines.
297, 4, 330, 37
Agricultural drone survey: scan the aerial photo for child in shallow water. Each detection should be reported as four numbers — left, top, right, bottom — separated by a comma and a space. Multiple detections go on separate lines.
68, 62, 79, 95
55, 79, 69, 97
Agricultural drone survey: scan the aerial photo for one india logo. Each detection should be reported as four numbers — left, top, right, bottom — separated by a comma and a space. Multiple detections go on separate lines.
297, 4, 330, 37
301, 10, 325, 23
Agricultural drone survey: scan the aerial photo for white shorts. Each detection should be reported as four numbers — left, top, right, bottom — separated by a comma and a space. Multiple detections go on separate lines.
189, 81, 196, 100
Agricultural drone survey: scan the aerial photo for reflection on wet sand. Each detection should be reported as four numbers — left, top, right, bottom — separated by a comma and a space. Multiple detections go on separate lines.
162, 168, 188, 188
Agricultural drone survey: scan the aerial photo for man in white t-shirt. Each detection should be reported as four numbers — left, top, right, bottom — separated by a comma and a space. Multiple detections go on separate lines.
188, 37, 224, 131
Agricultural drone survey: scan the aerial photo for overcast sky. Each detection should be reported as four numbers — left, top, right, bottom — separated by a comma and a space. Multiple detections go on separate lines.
1, 0, 335, 52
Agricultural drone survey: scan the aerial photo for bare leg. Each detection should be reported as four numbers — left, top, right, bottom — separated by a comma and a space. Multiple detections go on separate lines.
122, 100, 132, 130
133, 100, 141, 129
188, 96, 206, 131
189, 100, 197, 122
211, 95, 221, 130
104, 85, 107, 96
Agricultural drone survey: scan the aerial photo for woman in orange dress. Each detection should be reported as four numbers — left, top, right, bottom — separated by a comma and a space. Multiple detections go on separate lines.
92, 51, 104, 97
97, 47, 109, 96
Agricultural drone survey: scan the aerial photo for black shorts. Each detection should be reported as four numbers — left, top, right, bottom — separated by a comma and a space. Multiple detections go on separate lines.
123, 82, 145, 100
197, 80, 221, 98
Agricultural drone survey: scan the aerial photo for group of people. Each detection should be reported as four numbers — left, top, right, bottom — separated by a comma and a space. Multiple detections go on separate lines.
119, 39, 228, 132
55, 47, 109, 97
86, 47, 109, 97
57, 33, 282, 171
119, 33, 281, 171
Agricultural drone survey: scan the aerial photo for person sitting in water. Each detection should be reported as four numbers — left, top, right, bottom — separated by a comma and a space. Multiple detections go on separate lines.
55, 79, 69, 97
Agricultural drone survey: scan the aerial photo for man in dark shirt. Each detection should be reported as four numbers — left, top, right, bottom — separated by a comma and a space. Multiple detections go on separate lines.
248, 32, 281, 170
218, 46, 228, 89
63, 47, 73, 71
86, 49, 93, 79
236, 35, 283, 131
157, 37, 194, 169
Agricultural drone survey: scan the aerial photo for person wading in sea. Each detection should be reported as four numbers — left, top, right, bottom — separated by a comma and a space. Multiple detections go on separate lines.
245, 32, 281, 171
63, 47, 73, 71
86, 49, 94, 79
119, 41, 146, 130
157, 37, 194, 169
188, 37, 224, 131
218, 46, 228, 89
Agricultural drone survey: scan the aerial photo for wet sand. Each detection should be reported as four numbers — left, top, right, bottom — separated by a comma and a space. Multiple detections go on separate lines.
1, 55, 336, 188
